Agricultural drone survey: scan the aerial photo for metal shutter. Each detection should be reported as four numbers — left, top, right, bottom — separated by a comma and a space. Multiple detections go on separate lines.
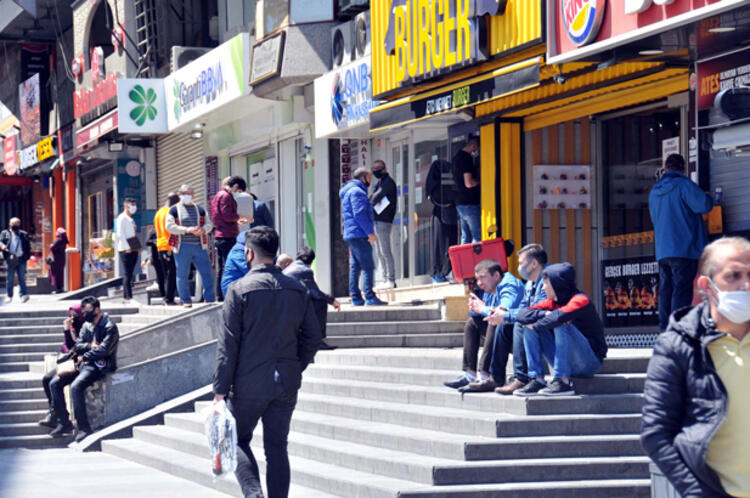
710, 150, 750, 232
156, 134, 205, 206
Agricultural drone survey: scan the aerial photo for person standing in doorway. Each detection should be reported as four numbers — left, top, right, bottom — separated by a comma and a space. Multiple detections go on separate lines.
233, 184, 255, 233
48, 228, 69, 294
0, 218, 31, 303
249, 193, 274, 229
154, 193, 180, 305
211, 176, 245, 302
370, 160, 397, 289
452, 135, 481, 244
116, 199, 139, 304
339, 167, 387, 306
426, 159, 458, 283
166, 184, 216, 308
649, 153, 713, 331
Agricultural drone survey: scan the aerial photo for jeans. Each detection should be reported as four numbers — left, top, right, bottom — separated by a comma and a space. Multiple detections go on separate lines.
462, 316, 493, 374
214, 237, 236, 302
432, 215, 457, 276
490, 323, 529, 383
658, 257, 698, 331
42, 369, 55, 405
456, 204, 481, 244
346, 237, 376, 301
49, 365, 103, 430
120, 251, 139, 299
230, 389, 298, 498
524, 323, 601, 380
175, 243, 215, 304
374, 221, 395, 283
5, 261, 27, 297
159, 251, 177, 304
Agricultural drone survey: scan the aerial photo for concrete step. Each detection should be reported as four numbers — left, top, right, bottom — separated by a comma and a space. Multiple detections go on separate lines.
326, 333, 463, 348
0, 343, 61, 354
0, 352, 49, 363
0, 372, 42, 389
397, 480, 650, 498
326, 321, 464, 336
0, 334, 64, 345
0, 433, 73, 449
327, 306, 442, 323
0, 387, 46, 400
0, 409, 48, 424
0, 398, 48, 411
0, 362, 29, 373
0, 315, 124, 327
0, 326, 65, 336
0, 422, 52, 436
0, 307, 139, 319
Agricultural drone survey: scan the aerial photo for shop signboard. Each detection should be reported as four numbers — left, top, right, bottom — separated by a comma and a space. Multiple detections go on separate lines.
696, 46, 750, 110
165, 33, 250, 131
73, 46, 119, 124
117, 79, 168, 134
250, 32, 284, 85
17, 136, 58, 172
76, 111, 119, 150
3, 135, 17, 175
314, 59, 377, 138
117, 159, 144, 227
19, 73, 41, 147
601, 256, 660, 327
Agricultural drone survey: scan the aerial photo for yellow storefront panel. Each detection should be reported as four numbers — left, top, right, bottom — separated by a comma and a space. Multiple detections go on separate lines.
488, 0, 542, 57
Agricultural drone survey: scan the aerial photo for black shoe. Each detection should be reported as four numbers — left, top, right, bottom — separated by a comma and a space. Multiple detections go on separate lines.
513, 379, 547, 397
75, 428, 91, 443
38, 409, 56, 428
318, 342, 337, 351
49, 421, 74, 438
539, 378, 575, 396
443, 375, 470, 389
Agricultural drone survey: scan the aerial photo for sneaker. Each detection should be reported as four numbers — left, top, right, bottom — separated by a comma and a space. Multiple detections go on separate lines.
375, 281, 396, 290
49, 420, 74, 438
495, 378, 527, 395
443, 375, 470, 389
20, 295, 30, 303
318, 341, 337, 351
432, 274, 448, 284
75, 427, 91, 443
183, 303, 193, 309
351, 298, 365, 307
145, 283, 160, 291
459, 377, 498, 393
38, 409, 56, 428
365, 297, 387, 306
513, 379, 547, 397
539, 378, 575, 396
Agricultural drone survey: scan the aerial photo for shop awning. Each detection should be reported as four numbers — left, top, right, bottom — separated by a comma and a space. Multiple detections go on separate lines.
369, 57, 542, 133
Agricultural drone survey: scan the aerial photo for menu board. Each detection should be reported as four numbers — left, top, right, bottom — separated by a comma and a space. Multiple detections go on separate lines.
533, 165, 591, 210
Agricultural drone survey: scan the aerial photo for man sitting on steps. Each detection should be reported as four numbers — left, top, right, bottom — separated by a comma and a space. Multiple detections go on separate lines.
443, 259, 525, 389
514, 262, 608, 397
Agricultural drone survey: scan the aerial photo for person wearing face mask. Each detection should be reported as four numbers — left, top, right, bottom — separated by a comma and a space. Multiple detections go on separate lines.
369, 160, 398, 290
48, 296, 119, 442
210, 176, 245, 302
166, 184, 215, 308
116, 198, 140, 304
0, 217, 32, 303
339, 167, 387, 306
642, 236, 750, 498
452, 135, 481, 244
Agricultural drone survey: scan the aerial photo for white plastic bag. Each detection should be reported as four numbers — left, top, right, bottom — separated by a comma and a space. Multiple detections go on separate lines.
203, 398, 238, 480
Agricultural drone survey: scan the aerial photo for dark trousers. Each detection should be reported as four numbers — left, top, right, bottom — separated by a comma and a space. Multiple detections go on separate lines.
462, 315, 494, 374
158, 251, 177, 304
230, 389, 298, 498
42, 369, 55, 405
49, 365, 103, 430
489, 322, 529, 383
313, 299, 328, 339
150, 245, 165, 297
432, 215, 457, 277
120, 251, 139, 300
658, 257, 698, 330
215, 237, 236, 302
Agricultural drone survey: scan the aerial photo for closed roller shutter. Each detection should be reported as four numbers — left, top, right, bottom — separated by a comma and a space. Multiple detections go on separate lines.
710, 150, 750, 232
156, 134, 205, 206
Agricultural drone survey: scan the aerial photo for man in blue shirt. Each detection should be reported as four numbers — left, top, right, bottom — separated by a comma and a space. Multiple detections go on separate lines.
444, 259, 525, 389
463, 244, 549, 394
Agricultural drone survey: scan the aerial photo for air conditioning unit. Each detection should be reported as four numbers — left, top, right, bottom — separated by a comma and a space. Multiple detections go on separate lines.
354, 11, 370, 58
339, 0, 368, 16
331, 22, 355, 69
170, 46, 212, 73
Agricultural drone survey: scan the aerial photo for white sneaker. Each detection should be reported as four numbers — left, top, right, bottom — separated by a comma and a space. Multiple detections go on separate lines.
376, 281, 395, 290
145, 283, 160, 291
20, 295, 30, 303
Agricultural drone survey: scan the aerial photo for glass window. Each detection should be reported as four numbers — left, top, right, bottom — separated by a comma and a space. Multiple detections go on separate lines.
263, 0, 289, 35
414, 131, 449, 278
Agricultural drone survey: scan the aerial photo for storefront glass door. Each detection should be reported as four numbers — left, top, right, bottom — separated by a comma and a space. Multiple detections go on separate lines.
390, 140, 410, 282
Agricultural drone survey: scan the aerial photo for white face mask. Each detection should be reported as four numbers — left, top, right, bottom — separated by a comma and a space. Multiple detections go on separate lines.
128, 204, 137, 215
710, 279, 750, 324
181, 194, 193, 204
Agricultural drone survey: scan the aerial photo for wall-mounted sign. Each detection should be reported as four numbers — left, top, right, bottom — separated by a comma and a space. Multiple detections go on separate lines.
562, 0, 606, 46
602, 256, 659, 328
3, 135, 17, 175
697, 46, 750, 110
17, 136, 57, 171
117, 78, 168, 133
250, 32, 284, 85
625, 0, 675, 15
19, 73, 41, 147
76, 111, 119, 150
36, 136, 55, 162
314, 59, 378, 138
117, 159, 144, 227
165, 33, 249, 131
73, 72, 119, 122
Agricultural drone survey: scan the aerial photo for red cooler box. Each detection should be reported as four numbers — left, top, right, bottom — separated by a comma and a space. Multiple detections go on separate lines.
449, 238, 512, 283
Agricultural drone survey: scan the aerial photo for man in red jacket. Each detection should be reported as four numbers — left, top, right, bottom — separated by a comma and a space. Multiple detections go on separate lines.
211, 176, 247, 301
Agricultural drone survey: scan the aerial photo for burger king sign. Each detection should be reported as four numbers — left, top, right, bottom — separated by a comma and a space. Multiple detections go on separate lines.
562, 0, 606, 46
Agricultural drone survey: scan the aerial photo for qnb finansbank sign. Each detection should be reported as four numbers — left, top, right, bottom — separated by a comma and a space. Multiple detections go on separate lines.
165, 33, 250, 131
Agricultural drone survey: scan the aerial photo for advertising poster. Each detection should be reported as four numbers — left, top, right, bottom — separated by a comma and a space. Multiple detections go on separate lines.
117, 159, 144, 228
19, 73, 41, 147
602, 256, 659, 328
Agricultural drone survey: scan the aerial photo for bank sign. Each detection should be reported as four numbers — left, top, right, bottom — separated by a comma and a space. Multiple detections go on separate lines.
314, 60, 377, 138
117, 79, 168, 133
165, 33, 250, 131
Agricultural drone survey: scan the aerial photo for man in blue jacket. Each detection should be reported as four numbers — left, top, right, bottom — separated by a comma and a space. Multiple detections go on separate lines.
220, 231, 248, 297
339, 167, 386, 306
649, 153, 713, 331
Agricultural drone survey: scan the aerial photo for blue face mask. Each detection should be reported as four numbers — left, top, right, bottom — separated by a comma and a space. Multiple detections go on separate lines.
518, 261, 534, 280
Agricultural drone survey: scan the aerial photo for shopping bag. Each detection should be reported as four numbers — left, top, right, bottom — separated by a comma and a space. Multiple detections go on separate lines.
203, 398, 238, 480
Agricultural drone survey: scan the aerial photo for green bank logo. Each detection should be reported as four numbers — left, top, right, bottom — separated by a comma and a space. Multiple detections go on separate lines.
128, 84, 158, 126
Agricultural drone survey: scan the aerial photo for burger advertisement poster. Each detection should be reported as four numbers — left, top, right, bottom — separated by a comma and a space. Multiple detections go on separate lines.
602, 256, 659, 327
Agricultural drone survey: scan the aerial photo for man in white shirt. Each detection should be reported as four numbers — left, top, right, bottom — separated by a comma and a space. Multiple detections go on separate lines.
116, 198, 139, 304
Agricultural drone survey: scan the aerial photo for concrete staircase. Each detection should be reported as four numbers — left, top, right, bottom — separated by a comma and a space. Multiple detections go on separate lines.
102, 347, 652, 497
0, 304, 187, 450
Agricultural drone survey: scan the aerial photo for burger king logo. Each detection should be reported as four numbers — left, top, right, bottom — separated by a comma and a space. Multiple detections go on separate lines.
562, 0, 606, 46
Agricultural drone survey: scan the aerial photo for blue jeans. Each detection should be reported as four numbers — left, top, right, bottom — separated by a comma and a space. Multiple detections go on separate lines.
174, 243, 215, 304
5, 261, 27, 297
346, 237, 375, 301
49, 364, 103, 430
658, 257, 698, 331
456, 204, 481, 244
490, 322, 529, 383
524, 323, 601, 379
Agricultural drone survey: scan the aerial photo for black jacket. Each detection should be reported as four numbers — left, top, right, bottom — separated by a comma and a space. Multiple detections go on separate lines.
370, 173, 397, 223
425, 159, 458, 224
283, 260, 334, 305
0, 229, 32, 262
63, 313, 119, 373
213, 263, 322, 399
515, 262, 608, 361
641, 302, 731, 497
